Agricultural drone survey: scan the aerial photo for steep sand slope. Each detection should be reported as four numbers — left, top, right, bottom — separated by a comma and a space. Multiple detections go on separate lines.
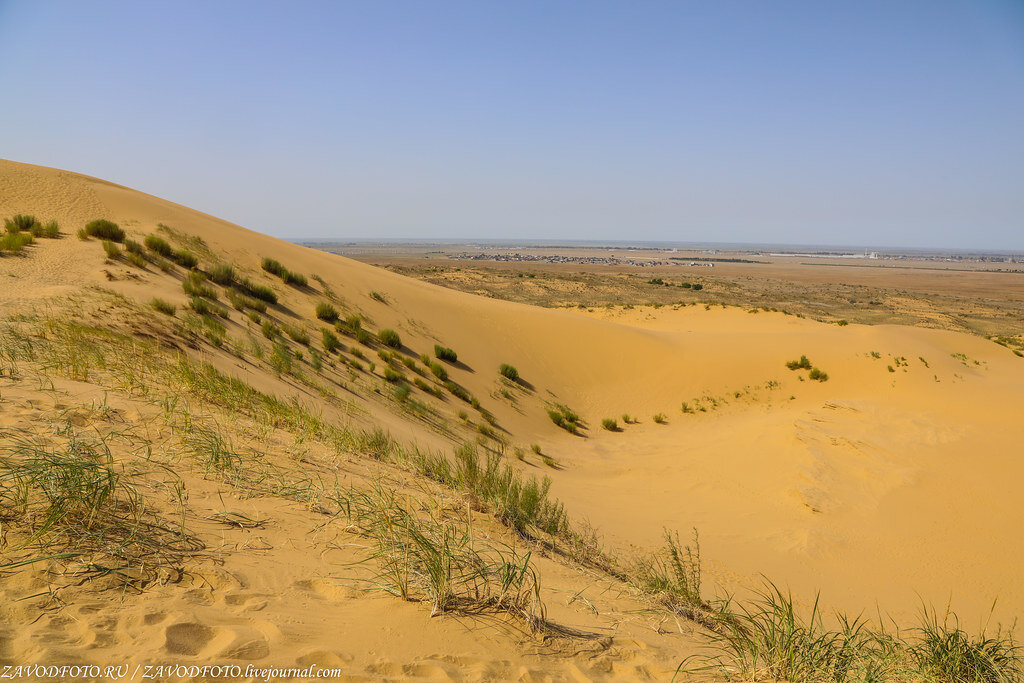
3, 158, 1022, 633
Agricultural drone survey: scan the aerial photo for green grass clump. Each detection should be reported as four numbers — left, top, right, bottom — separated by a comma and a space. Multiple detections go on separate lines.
124, 238, 144, 255
384, 367, 405, 383
35, 220, 61, 238
144, 234, 173, 257
208, 263, 235, 285
261, 257, 305, 286
4, 214, 38, 233
261, 257, 286, 276
322, 328, 342, 353
261, 320, 280, 340
282, 324, 310, 345
786, 355, 812, 370
315, 302, 339, 322
101, 240, 121, 259
499, 363, 520, 382
150, 298, 176, 316
283, 270, 307, 287
445, 381, 471, 402
653, 413, 667, 424
378, 328, 402, 348
172, 250, 198, 269
429, 361, 448, 381
369, 290, 387, 303
809, 367, 829, 382
601, 417, 618, 431
547, 404, 582, 434
0, 232, 34, 253
911, 607, 1022, 683
634, 529, 703, 614
226, 289, 266, 313
83, 219, 125, 242
435, 345, 458, 362
334, 485, 544, 627
0, 438, 200, 588
182, 273, 218, 299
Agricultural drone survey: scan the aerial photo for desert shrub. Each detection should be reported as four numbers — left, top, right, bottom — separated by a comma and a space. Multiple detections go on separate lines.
499, 364, 519, 382
691, 283, 703, 291
188, 296, 213, 316
393, 383, 411, 402
247, 311, 262, 324
434, 345, 458, 362
350, 347, 366, 360
836, 319, 849, 326
653, 413, 667, 424
601, 417, 618, 431
413, 377, 442, 397
634, 529, 702, 612
125, 252, 148, 269
531, 444, 542, 455
445, 381, 470, 402
124, 238, 144, 255
208, 263, 235, 285
226, 289, 264, 312
0, 232, 33, 253
384, 367, 404, 383
76, 228, 89, 240
429, 362, 448, 381
322, 328, 342, 353
786, 355, 812, 370
261, 320, 280, 340
283, 270, 307, 287
101, 240, 121, 259
369, 291, 387, 303
36, 220, 60, 238
4, 214, 38, 233
378, 328, 402, 348
282, 324, 310, 345
261, 257, 286, 276
238, 279, 277, 304
809, 367, 829, 381
183, 273, 217, 299
150, 298, 176, 316
173, 249, 198, 269
315, 302, 339, 322
269, 341, 293, 375
144, 234, 173, 257
83, 219, 125, 242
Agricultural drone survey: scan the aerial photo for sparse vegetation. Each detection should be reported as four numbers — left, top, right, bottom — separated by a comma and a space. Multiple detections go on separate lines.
83, 219, 125, 242
499, 363, 520, 382
786, 355, 812, 370
378, 328, 402, 348
315, 302, 339, 322
208, 263, 235, 285
808, 367, 829, 382
601, 417, 618, 431
653, 413, 667, 424
434, 345, 458, 362
150, 298, 176, 316
322, 328, 342, 353
144, 234, 174, 257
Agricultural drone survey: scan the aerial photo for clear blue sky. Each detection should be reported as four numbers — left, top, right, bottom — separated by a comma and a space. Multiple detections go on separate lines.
1, 1, 1022, 249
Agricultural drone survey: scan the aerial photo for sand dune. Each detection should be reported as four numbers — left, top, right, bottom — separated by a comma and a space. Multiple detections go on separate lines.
2, 158, 1022, 678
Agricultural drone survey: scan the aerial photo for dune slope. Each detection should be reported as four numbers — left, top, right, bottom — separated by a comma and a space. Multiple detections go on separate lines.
2, 159, 1022, 676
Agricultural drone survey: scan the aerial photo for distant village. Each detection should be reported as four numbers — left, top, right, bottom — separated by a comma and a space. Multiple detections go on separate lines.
446, 251, 715, 267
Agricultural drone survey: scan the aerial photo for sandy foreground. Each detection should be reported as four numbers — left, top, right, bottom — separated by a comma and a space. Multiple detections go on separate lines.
1, 159, 1021, 680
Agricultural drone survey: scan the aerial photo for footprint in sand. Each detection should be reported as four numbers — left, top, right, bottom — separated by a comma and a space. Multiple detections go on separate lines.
163, 622, 231, 657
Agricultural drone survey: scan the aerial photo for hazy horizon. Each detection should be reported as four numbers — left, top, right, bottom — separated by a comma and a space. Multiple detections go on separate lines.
2, 1, 1022, 249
